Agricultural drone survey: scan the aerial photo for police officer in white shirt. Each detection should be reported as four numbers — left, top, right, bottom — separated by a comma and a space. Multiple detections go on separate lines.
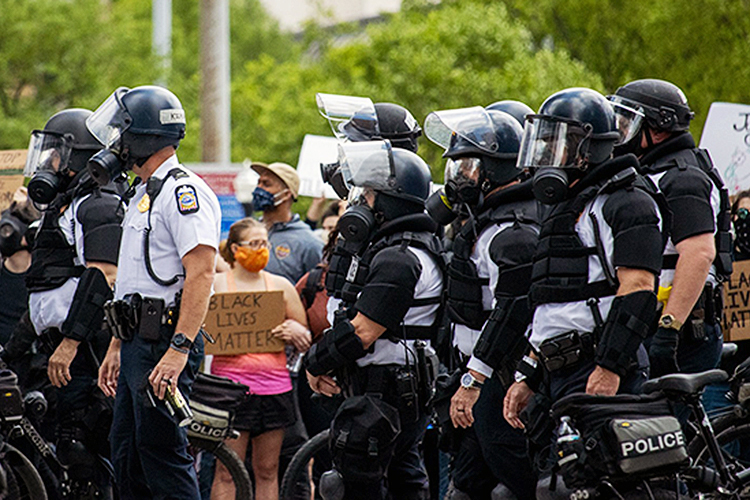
90, 86, 221, 499
502, 88, 665, 496
305, 141, 443, 500
24, 108, 126, 497
609, 79, 732, 378
423, 105, 539, 499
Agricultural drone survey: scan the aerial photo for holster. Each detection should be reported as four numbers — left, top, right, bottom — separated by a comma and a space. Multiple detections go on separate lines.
683, 283, 719, 341
537, 331, 595, 373
103, 294, 179, 342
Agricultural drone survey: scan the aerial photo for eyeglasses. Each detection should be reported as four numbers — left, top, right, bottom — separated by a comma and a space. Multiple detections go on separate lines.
738, 208, 749, 220
237, 239, 269, 250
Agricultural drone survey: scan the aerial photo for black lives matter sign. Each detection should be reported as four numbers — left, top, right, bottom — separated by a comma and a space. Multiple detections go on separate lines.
723, 260, 750, 341
203, 291, 285, 355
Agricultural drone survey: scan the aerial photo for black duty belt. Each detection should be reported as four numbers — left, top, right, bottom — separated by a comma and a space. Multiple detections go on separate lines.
537, 330, 596, 373
103, 294, 178, 342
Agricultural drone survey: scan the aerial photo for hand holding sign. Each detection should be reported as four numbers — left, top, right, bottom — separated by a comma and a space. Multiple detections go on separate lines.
272, 319, 311, 352
203, 291, 286, 355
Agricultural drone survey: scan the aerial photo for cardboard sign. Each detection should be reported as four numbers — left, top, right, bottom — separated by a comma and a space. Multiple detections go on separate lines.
0, 175, 25, 213
203, 290, 286, 355
0, 150, 27, 172
723, 260, 750, 341
699, 102, 750, 196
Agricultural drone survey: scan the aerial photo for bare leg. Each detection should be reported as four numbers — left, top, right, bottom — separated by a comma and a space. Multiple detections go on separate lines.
210, 431, 250, 500
252, 428, 285, 500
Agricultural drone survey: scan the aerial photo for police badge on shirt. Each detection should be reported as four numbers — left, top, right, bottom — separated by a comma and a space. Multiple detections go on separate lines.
175, 185, 200, 215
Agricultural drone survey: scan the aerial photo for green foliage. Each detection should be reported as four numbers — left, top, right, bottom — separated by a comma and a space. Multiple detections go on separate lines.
232, 1, 603, 180
497, 0, 750, 137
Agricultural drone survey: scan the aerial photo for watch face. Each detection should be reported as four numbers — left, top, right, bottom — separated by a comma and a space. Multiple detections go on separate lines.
662, 316, 673, 326
461, 373, 473, 388
514, 371, 526, 384
173, 333, 187, 346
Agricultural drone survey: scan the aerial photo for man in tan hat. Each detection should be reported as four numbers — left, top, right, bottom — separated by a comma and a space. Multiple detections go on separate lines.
250, 162, 324, 284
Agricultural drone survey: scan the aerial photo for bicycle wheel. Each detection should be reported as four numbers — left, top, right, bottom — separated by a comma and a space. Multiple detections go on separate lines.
1, 442, 47, 500
687, 411, 750, 497
189, 437, 253, 500
280, 429, 331, 500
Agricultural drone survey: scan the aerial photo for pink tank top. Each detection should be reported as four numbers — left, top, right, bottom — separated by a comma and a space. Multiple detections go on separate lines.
210, 271, 292, 395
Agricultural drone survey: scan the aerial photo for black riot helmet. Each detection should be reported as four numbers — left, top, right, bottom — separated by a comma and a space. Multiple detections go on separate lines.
485, 100, 534, 127
316, 93, 422, 153
609, 79, 694, 156
518, 88, 620, 204
425, 106, 523, 210
86, 86, 186, 185
24, 109, 102, 204
336, 140, 431, 249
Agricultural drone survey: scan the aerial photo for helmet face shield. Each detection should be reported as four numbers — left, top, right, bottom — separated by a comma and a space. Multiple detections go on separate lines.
609, 96, 645, 145
316, 93, 379, 141
517, 115, 590, 169
425, 106, 498, 153
24, 130, 73, 178
444, 157, 482, 186
86, 87, 131, 149
337, 140, 394, 191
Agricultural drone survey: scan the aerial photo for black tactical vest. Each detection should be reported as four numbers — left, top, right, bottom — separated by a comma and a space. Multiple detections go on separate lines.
648, 147, 732, 279
446, 196, 540, 330
529, 166, 645, 306
328, 214, 445, 341
26, 193, 86, 293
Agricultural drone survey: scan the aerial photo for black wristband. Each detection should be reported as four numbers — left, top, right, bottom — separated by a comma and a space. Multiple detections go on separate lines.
515, 355, 542, 392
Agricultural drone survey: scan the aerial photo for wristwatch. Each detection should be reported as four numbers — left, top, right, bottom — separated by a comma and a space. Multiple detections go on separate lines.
170, 333, 193, 354
460, 372, 484, 391
658, 314, 683, 331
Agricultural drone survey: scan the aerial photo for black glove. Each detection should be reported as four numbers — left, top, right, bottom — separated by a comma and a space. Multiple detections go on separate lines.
649, 326, 680, 378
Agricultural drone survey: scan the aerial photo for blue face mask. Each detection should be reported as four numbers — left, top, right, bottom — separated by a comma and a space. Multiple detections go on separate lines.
252, 187, 286, 212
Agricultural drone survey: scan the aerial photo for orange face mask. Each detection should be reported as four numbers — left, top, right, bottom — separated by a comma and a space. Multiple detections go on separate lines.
234, 246, 269, 273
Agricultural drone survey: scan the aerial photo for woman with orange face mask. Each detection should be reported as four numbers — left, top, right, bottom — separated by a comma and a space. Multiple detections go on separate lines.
210, 218, 311, 500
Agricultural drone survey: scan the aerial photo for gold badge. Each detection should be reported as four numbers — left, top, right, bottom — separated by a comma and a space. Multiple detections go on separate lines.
137, 193, 151, 213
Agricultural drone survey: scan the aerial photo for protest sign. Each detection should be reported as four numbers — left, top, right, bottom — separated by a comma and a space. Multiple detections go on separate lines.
699, 102, 750, 196
0, 149, 27, 212
296, 134, 340, 199
203, 290, 286, 355
723, 260, 750, 341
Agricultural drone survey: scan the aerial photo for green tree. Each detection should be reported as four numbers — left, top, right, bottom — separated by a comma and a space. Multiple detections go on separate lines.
498, 0, 750, 136
231, 1, 603, 181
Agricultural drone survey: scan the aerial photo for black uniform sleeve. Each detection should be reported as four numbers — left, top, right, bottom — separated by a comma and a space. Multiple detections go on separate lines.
472, 224, 538, 378
77, 191, 125, 265
355, 246, 422, 332
602, 188, 663, 275
659, 167, 715, 244
489, 223, 538, 298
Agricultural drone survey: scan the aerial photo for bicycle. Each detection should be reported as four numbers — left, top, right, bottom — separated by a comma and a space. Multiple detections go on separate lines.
551, 369, 750, 499
280, 428, 331, 500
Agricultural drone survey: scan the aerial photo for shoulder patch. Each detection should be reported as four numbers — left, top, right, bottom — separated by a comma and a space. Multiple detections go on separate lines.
175, 184, 200, 215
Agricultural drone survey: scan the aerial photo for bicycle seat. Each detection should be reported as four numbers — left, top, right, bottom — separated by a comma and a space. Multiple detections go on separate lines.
642, 369, 728, 395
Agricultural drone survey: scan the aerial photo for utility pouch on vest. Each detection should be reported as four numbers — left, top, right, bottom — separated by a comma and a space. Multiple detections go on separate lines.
538, 331, 595, 373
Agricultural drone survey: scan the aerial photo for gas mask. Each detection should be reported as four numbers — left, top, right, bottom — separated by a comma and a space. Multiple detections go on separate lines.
532, 167, 569, 205
24, 130, 74, 205
0, 211, 29, 258
735, 208, 750, 255
337, 186, 379, 254
320, 162, 350, 200
251, 187, 288, 212
426, 189, 457, 225
87, 146, 132, 186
